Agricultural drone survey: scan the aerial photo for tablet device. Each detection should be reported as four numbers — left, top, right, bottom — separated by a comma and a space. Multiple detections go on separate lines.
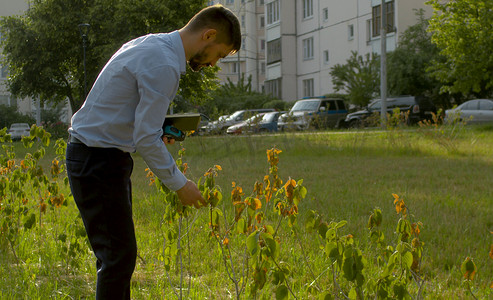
162, 113, 201, 141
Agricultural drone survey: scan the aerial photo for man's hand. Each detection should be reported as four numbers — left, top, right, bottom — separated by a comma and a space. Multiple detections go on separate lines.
176, 180, 207, 208
162, 136, 175, 145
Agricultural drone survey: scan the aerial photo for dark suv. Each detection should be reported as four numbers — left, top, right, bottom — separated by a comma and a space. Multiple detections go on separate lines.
278, 97, 348, 130
344, 96, 437, 127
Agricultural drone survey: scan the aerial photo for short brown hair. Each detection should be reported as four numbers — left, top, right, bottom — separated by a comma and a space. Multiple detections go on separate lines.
186, 5, 241, 54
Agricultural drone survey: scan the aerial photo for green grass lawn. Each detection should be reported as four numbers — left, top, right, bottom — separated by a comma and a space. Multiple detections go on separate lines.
1, 125, 492, 299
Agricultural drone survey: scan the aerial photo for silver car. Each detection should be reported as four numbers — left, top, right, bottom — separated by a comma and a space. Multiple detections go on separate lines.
8, 123, 31, 140
445, 99, 493, 124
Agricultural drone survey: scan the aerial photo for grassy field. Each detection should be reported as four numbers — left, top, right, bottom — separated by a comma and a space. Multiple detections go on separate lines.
1, 125, 492, 299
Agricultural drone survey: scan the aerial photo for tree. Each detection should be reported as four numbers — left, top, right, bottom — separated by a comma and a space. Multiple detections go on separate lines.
387, 9, 455, 108
426, 0, 493, 98
0, 0, 216, 114
330, 51, 380, 107
200, 74, 279, 119
0, 104, 35, 129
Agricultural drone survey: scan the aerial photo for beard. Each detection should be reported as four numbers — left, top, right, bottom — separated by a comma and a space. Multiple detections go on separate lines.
188, 47, 210, 72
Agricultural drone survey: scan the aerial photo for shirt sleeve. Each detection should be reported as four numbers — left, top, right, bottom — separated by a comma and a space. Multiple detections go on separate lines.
133, 64, 187, 191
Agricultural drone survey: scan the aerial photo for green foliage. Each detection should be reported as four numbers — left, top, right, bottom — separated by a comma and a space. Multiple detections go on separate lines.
201, 74, 280, 119
0, 0, 216, 114
2, 129, 493, 298
330, 51, 380, 107
0, 104, 35, 129
0, 125, 69, 262
417, 109, 469, 154
426, 0, 493, 98
387, 9, 454, 108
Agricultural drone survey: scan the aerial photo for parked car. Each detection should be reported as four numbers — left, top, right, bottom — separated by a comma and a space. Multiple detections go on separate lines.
345, 96, 437, 127
445, 99, 493, 125
226, 111, 286, 134
193, 114, 211, 136
226, 113, 266, 134
8, 123, 31, 140
205, 108, 275, 134
278, 97, 348, 131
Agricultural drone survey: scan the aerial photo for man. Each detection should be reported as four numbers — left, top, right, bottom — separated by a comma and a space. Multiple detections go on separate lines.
66, 5, 241, 299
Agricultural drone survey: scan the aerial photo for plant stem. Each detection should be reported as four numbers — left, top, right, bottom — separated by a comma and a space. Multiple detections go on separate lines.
294, 228, 320, 291
273, 258, 298, 300
178, 215, 183, 300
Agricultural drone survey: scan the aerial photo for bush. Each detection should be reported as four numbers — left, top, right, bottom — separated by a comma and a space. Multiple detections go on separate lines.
0, 104, 35, 129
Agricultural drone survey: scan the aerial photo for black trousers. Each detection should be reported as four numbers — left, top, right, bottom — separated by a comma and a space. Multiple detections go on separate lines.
66, 142, 136, 300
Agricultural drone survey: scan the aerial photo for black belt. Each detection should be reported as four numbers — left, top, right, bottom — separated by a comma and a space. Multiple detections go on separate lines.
69, 135, 84, 144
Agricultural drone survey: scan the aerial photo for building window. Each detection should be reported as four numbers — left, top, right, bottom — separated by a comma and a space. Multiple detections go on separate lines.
348, 24, 354, 40
265, 78, 282, 99
303, 0, 313, 19
323, 50, 329, 64
302, 37, 314, 60
260, 39, 265, 51
372, 0, 395, 37
232, 62, 239, 74
303, 79, 314, 98
366, 19, 372, 43
1, 64, 8, 78
267, 38, 281, 64
260, 16, 265, 28
261, 62, 266, 75
322, 8, 329, 22
267, 0, 280, 25
242, 37, 246, 50
241, 15, 245, 27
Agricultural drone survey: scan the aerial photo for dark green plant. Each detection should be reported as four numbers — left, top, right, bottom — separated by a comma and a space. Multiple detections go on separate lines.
0, 125, 68, 263
387, 9, 454, 108
426, 0, 493, 99
0, 0, 215, 113
330, 51, 380, 107
0, 104, 35, 129
203, 74, 280, 119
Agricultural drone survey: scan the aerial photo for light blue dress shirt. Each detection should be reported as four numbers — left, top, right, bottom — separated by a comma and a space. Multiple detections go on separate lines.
69, 30, 188, 191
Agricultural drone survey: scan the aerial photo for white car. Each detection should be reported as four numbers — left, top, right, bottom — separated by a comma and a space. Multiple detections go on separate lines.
445, 99, 493, 124
8, 123, 31, 140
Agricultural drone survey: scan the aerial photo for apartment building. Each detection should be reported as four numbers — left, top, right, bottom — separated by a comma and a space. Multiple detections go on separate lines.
264, 0, 432, 102
2, 0, 432, 113
209, 0, 267, 93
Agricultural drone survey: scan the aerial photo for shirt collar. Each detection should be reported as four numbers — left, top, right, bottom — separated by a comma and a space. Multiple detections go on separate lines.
170, 30, 187, 75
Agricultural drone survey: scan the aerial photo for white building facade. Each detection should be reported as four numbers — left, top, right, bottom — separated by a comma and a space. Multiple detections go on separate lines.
263, 0, 432, 102
2, 0, 433, 113
210, 0, 267, 93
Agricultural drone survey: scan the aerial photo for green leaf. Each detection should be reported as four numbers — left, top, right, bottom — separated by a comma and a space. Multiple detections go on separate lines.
335, 220, 347, 229
393, 280, 408, 300
261, 232, 278, 259
299, 186, 307, 199
402, 251, 413, 270
319, 292, 334, 300
318, 221, 329, 239
23, 213, 36, 229
236, 217, 246, 234
246, 230, 259, 256
58, 233, 67, 242
348, 287, 357, 300
275, 284, 289, 300
461, 257, 477, 280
